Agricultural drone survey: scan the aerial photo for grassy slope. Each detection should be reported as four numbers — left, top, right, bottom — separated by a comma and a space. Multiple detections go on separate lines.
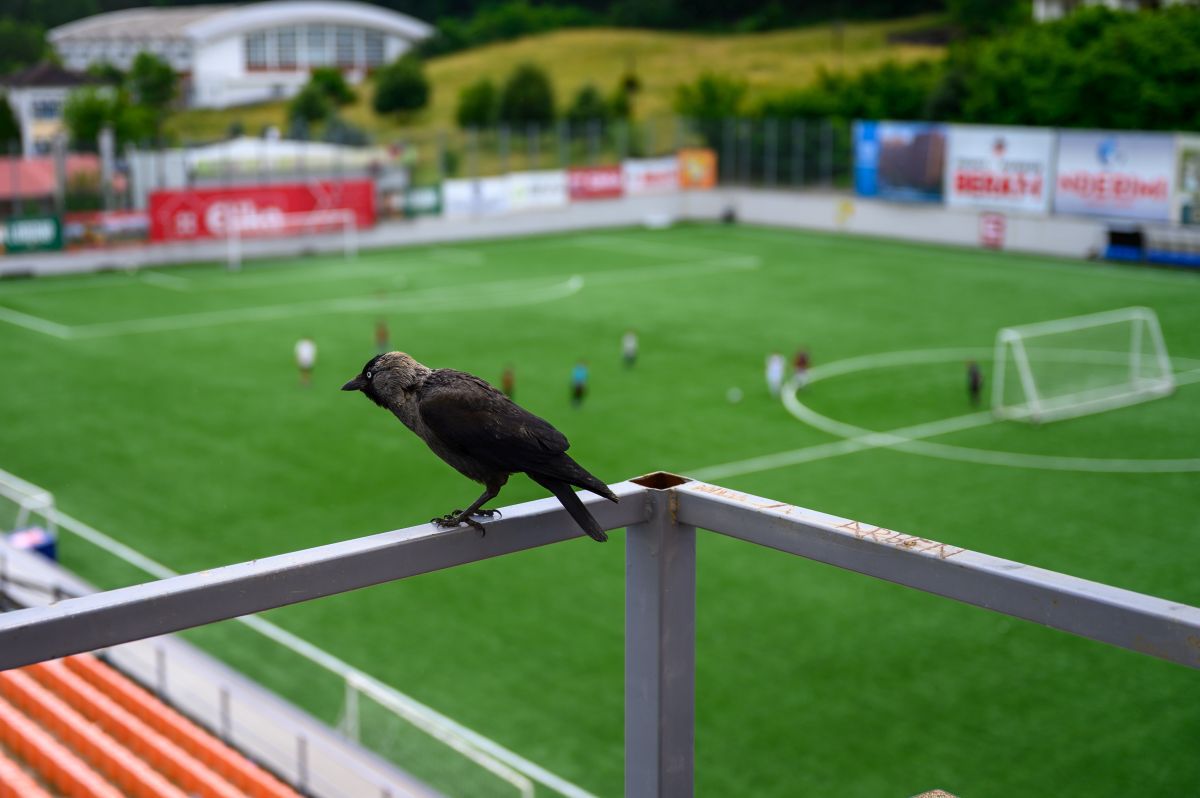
167, 16, 944, 142
1, 225, 1199, 796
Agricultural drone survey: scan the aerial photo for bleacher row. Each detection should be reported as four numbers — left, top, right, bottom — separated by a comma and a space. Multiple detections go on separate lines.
0, 653, 301, 798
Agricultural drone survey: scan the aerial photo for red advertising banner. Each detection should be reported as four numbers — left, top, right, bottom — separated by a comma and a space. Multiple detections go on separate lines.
149, 180, 376, 242
567, 166, 623, 201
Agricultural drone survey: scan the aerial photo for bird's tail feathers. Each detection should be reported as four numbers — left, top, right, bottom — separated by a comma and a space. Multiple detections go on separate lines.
553, 457, 618, 503
529, 473, 608, 542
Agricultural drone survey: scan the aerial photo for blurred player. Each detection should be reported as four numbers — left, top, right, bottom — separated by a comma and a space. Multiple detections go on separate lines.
967, 360, 984, 407
765, 352, 785, 398
501, 364, 516, 399
375, 319, 390, 354
295, 336, 317, 387
793, 347, 810, 390
622, 328, 639, 369
571, 359, 589, 408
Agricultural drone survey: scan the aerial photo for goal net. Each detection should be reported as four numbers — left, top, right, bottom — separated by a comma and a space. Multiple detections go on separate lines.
226, 208, 358, 270
992, 307, 1174, 423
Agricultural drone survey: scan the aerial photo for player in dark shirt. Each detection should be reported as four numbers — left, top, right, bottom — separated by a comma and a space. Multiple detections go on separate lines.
967, 360, 984, 407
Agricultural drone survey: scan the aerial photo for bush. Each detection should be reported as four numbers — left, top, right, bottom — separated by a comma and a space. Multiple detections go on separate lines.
674, 72, 746, 120
63, 88, 154, 150
288, 83, 333, 125
309, 67, 357, 106
373, 54, 431, 116
566, 84, 610, 127
498, 63, 555, 127
456, 78, 498, 129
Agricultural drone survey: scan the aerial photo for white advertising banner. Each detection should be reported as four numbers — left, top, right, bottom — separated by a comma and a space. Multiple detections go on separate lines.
1054, 131, 1174, 221
622, 156, 680, 196
1176, 134, 1200, 226
945, 125, 1054, 214
443, 177, 510, 217
508, 170, 568, 211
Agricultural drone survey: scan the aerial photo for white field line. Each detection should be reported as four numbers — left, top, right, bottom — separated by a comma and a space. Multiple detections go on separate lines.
692, 363, 1200, 481
570, 232, 746, 260
0, 304, 73, 339
39, 504, 580, 798
0, 256, 755, 340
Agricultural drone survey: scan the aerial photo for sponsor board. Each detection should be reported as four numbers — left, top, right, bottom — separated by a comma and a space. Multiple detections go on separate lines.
855, 120, 946, 202
567, 166, 623, 200
979, 212, 1006, 249
64, 211, 150, 248
945, 126, 1054, 214
508, 170, 568, 211
623, 157, 679, 195
1054, 131, 1174, 221
678, 149, 717, 190
1176, 134, 1200, 226
403, 184, 443, 218
3, 216, 62, 253
443, 177, 511, 217
149, 180, 376, 242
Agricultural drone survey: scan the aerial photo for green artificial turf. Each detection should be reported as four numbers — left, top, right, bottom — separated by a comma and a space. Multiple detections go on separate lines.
1, 223, 1198, 797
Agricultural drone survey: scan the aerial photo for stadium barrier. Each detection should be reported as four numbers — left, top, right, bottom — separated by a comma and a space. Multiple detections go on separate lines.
2, 472, 1199, 797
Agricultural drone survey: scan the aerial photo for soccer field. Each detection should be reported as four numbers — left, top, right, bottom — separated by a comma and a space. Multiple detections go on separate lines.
1, 223, 1198, 797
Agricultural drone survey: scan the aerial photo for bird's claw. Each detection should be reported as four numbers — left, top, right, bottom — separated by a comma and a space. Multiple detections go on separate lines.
431, 513, 488, 537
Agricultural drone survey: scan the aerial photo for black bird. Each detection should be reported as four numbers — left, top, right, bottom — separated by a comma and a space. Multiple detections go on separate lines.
342, 352, 618, 541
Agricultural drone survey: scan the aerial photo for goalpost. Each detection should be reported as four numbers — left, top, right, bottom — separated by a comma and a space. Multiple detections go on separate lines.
226, 208, 358, 271
992, 306, 1175, 423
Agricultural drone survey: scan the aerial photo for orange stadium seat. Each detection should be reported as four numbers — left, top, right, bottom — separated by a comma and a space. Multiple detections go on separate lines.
64, 653, 300, 798
0, 695, 124, 798
28, 659, 245, 798
0, 669, 189, 798
0, 746, 54, 798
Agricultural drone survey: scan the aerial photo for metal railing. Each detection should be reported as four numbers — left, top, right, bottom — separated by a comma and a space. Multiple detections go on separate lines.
2, 472, 1199, 796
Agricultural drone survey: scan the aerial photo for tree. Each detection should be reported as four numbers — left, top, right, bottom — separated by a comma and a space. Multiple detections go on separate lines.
127, 52, 176, 110
63, 88, 112, 150
674, 72, 746, 120
566, 83, 610, 126
498, 62, 555, 127
0, 94, 19, 150
309, 67, 356, 106
0, 20, 47, 76
456, 78, 498, 128
947, 0, 1026, 39
372, 54, 431, 117
288, 83, 332, 126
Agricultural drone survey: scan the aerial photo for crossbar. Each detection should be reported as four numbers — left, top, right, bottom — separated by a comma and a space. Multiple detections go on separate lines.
1, 473, 1199, 798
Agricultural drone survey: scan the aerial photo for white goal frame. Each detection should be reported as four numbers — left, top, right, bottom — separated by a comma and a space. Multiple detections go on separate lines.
992, 306, 1175, 424
226, 208, 358, 271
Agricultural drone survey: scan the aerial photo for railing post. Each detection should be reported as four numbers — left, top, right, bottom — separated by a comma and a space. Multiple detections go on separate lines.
626, 481, 696, 798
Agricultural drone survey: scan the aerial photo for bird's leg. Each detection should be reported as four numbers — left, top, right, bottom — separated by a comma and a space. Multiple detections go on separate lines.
432, 483, 502, 536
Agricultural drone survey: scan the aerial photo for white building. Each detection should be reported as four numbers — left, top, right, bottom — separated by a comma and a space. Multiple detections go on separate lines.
1, 63, 101, 157
49, 1, 433, 109
1034, 0, 1186, 22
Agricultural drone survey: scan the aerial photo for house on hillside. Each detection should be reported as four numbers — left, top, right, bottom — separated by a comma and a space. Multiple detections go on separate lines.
0, 63, 103, 158
1034, 0, 1187, 21
49, 0, 433, 110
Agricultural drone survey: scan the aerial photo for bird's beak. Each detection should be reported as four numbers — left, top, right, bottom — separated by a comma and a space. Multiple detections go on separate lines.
341, 375, 366, 392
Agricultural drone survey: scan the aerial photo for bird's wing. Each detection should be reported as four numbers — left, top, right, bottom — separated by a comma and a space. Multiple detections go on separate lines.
418, 370, 569, 470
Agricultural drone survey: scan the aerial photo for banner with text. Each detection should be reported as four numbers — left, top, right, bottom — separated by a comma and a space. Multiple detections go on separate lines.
1176, 134, 1200, 226
149, 180, 376, 242
508, 170, 568, 211
64, 211, 150, 248
567, 166, 623, 201
1054, 131, 1174, 221
945, 125, 1054, 214
623, 157, 680, 196
854, 120, 946, 202
2, 216, 62, 253
678, 149, 717, 190
443, 177, 511, 217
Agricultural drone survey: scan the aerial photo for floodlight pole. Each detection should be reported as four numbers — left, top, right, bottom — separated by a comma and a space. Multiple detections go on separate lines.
626, 474, 696, 798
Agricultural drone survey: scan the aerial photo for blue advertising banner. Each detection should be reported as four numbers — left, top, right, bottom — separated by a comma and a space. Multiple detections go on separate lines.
854, 120, 947, 202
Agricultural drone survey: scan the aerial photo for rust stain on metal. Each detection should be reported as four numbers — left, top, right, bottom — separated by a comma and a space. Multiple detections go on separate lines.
668, 490, 680, 525
755, 501, 795, 515
836, 520, 964, 559
1187, 635, 1200, 652
691, 484, 749, 502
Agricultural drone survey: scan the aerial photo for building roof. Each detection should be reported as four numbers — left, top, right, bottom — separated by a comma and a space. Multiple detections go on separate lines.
2, 63, 97, 89
50, 1, 433, 44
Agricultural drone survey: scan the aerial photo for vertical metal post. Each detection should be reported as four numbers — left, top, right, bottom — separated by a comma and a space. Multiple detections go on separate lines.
588, 120, 600, 166
626, 487, 696, 798
722, 118, 735, 185
468, 128, 479, 178
499, 125, 510, 175
557, 119, 568, 167
437, 129, 447, 181
10, 140, 22, 217
344, 679, 360, 741
527, 123, 538, 170
219, 686, 231, 741
155, 644, 167, 698
52, 134, 66, 216
820, 118, 833, 186
764, 117, 777, 188
297, 734, 309, 792
739, 119, 752, 185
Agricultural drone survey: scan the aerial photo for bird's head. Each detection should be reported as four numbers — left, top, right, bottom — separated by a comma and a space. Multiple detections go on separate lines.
341, 351, 431, 407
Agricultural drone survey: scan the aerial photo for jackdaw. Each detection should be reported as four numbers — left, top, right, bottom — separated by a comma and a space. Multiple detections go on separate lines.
342, 352, 618, 541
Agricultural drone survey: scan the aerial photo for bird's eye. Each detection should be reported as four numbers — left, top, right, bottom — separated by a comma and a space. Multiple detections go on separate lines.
365, 370, 373, 380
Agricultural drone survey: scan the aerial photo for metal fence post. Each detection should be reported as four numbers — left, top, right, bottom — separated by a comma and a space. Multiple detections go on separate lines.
764, 117, 778, 188
626, 478, 696, 798
820, 118, 833, 187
